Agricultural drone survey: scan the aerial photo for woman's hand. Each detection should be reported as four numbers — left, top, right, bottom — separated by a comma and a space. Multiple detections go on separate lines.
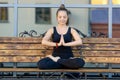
58, 28, 83, 47
58, 34, 66, 46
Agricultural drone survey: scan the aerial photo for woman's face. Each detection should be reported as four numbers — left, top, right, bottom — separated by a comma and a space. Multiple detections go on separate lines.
57, 10, 68, 25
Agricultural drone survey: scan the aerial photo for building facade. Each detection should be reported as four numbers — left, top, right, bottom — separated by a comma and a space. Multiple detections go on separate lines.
0, 0, 120, 38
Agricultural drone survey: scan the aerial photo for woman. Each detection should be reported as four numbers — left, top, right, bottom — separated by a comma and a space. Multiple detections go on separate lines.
37, 4, 85, 69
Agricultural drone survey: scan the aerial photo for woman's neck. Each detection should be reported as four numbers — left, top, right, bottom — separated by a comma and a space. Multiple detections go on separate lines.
57, 24, 68, 35
57, 24, 67, 28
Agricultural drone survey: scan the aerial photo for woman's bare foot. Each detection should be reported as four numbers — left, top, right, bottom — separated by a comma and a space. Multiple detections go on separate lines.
47, 55, 60, 62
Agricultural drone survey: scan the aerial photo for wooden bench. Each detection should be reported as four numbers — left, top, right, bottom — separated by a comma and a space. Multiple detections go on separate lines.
0, 37, 120, 79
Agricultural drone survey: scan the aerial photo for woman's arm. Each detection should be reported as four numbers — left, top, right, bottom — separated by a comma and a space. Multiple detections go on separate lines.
63, 28, 82, 46
42, 28, 56, 46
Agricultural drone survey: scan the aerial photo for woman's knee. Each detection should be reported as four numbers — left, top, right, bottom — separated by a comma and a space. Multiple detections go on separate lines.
37, 57, 62, 69
37, 58, 50, 69
76, 58, 85, 68
57, 58, 85, 69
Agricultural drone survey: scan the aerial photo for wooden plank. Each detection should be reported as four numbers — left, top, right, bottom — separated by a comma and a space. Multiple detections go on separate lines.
0, 56, 42, 62
0, 44, 81, 50
63, 69, 120, 73
0, 44, 80, 50
0, 56, 120, 63
0, 37, 42, 43
0, 50, 48, 56
0, 44, 52, 50
0, 68, 119, 73
83, 38, 120, 43
82, 51, 120, 57
84, 57, 120, 63
0, 50, 80, 56
1, 37, 120, 44
81, 44, 120, 50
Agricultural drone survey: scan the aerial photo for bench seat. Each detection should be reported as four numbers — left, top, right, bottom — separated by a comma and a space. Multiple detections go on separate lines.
0, 68, 120, 73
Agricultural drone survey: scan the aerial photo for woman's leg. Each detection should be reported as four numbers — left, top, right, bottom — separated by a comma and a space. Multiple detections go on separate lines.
37, 57, 62, 69
57, 58, 85, 69
57, 58, 85, 78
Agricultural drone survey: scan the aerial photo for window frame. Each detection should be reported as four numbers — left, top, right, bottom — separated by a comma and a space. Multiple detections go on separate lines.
35, 7, 51, 24
0, 3, 8, 23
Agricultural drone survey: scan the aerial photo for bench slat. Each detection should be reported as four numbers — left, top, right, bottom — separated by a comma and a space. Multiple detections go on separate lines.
0, 50, 80, 56
1, 37, 120, 43
0, 37, 42, 43
0, 68, 119, 73
0, 44, 80, 50
0, 50, 49, 56
82, 44, 120, 50
83, 38, 120, 43
0, 44, 52, 50
0, 56, 42, 62
82, 51, 120, 57
84, 57, 120, 63
0, 56, 119, 63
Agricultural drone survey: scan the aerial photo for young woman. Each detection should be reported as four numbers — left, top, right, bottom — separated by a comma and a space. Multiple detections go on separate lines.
37, 4, 85, 69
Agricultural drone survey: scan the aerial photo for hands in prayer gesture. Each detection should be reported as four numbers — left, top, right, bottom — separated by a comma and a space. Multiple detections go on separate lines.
58, 34, 66, 46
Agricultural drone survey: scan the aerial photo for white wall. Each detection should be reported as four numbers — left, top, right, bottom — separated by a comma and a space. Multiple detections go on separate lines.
0, 0, 89, 37
0, 0, 14, 36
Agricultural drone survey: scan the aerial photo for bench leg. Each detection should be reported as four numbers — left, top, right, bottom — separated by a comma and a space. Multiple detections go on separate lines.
41, 72, 46, 80
59, 72, 82, 80
13, 63, 17, 77
108, 63, 113, 78
0, 72, 4, 78
41, 72, 61, 80
84, 73, 87, 80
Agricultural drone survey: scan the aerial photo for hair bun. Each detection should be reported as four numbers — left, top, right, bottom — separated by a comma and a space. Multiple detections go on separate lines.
59, 4, 65, 9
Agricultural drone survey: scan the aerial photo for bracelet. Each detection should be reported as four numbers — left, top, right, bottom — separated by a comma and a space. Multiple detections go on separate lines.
56, 43, 58, 48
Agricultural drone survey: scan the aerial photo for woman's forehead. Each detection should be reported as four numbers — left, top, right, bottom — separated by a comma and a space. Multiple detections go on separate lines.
57, 10, 67, 15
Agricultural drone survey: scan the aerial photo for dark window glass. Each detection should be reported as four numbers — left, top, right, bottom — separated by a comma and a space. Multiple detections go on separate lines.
0, 7, 8, 23
35, 8, 51, 24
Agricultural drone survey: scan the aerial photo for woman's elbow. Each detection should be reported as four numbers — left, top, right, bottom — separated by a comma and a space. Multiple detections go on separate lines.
78, 40, 82, 45
41, 39, 45, 45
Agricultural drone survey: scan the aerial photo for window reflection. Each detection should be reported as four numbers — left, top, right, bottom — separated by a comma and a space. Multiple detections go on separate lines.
0, 7, 8, 23
113, 0, 120, 4
91, 0, 108, 5
91, 0, 120, 4
35, 8, 51, 24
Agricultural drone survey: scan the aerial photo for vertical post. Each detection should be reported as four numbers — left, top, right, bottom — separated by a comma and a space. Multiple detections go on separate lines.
14, 0, 18, 37
13, 63, 17, 77
108, 0, 112, 38
108, 0, 113, 78
13, 0, 18, 77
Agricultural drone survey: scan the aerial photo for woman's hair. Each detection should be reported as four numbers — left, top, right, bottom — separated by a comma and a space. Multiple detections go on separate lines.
56, 4, 69, 25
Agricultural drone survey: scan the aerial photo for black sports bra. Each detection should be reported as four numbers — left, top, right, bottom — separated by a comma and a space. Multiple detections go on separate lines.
52, 27, 73, 59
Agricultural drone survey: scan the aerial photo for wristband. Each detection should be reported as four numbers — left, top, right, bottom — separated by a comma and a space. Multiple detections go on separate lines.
56, 43, 58, 48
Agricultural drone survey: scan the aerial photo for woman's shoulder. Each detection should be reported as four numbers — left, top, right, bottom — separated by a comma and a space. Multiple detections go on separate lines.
49, 26, 56, 30
46, 26, 56, 34
69, 26, 76, 32
45, 27, 53, 34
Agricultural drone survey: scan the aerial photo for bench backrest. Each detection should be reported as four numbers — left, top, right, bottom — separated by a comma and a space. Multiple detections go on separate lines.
81, 38, 120, 64
0, 37, 44, 62
0, 37, 120, 64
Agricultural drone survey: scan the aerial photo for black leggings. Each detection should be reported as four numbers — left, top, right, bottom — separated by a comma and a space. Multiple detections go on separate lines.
37, 57, 85, 69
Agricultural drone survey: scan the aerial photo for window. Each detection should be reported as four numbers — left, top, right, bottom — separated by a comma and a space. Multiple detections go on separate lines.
113, 0, 120, 4
91, 0, 108, 4
35, 8, 51, 24
0, 7, 8, 23
91, 0, 120, 4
